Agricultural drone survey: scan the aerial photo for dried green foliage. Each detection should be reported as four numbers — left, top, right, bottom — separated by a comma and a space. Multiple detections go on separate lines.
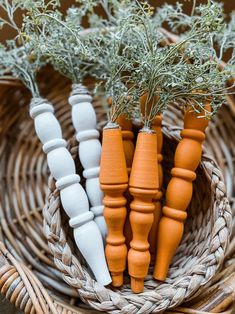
0, 42, 42, 96
23, 13, 86, 83
74, 0, 234, 125
109, 0, 234, 125
0, 1, 48, 96
0, 0, 234, 127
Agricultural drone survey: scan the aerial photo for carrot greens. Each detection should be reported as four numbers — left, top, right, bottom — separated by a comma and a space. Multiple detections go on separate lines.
0, 0, 234, 122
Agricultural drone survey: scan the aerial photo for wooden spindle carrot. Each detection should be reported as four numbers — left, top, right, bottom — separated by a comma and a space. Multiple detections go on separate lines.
117, 115, 135, 249
140, 94, 163, 261
108, 98, 134, 175
69, 84, 107, 241
107, 98, 135, 249
154, 103, 211, 281
30, 98, 111, 285
100, 123, 128, 287
128, 129, 159, 293
149, 114, 163, 261
117, 115, 135, 175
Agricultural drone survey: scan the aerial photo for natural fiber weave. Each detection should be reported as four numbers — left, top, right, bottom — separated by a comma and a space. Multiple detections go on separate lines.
0, 67, 234, 313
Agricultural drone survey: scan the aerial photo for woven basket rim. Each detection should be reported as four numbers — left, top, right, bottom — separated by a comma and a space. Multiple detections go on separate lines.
43, 117, 232, 313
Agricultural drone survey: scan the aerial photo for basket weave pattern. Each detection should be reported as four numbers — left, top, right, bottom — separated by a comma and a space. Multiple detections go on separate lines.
0, 70, 234, 313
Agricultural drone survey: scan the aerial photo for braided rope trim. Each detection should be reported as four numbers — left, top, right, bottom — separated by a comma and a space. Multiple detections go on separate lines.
0, 242, 80, 314
43, 123, 232, 314
0, 262, 80, 314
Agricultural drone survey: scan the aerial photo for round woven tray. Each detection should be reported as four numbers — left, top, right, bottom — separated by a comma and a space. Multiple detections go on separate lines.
0, 68, 234, 314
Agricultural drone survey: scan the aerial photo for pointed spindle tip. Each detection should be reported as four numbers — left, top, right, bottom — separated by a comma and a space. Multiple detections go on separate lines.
153, 266, 168, 282
131, 277, 144, 293
111, 272, 124, 287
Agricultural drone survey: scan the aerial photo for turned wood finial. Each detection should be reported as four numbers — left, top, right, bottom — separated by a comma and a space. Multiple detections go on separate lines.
128, 131, 158, 293
100, 127, 128, 287
154, 104, 211, 281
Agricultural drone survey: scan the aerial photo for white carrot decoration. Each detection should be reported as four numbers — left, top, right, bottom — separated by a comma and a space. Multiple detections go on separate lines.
0, 2, 111, 286
30, 97, 111, 285
69, 84, 107, 241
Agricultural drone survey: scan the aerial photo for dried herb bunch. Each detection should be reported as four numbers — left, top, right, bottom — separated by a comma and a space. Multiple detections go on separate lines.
0, 0, 234, 124
0, 0, 54, 97
22, 0, 144, 122
70, 0, 235, 125
21, 2, 89, 83
0, 42, 41, 96
153, 1, 235, 117
101, 0, 234, 126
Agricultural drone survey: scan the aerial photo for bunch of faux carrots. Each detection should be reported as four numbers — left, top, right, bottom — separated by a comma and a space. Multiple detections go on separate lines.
99, 93, 210, 293
96, 1, 234, 293
0, 0, 234, 294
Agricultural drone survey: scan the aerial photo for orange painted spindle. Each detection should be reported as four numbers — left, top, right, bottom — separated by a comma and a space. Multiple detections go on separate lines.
154, 104, 211, 281
149, 114, 163, 260
140, 94, 163, 260
117, 115, 135, 249
108, 95, 135, 248
128, 130, 159, 293
117, 115, 135, 174
108, 98, 134, 174
100, 125, 128, 287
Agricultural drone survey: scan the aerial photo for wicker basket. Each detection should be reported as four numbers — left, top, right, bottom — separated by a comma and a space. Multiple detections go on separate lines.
0, 68, 234, 314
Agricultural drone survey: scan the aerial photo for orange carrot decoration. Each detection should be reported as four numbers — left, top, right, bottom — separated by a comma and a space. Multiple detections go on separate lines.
100, 124, 128, 287
149, 114, 163, 261
117, 115, 135, 174
140, 94, 163, 261
154, 103, 211, 281
117, 115, 135, 249
107, 99, 134, 174
107, 98, 135, 250
128, 129, 159, 293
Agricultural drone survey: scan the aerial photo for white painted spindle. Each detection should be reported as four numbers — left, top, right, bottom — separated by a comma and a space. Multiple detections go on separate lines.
69, 85, 107, 241
30, 98, 111, 285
